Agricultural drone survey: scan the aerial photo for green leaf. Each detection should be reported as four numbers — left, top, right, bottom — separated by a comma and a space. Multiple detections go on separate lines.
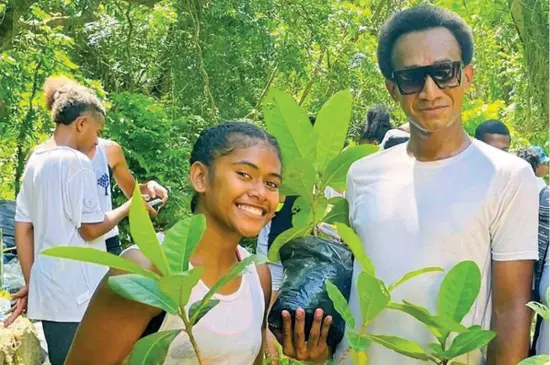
386, 301, 466, 344
128, 330, 180, 365
366, 334, 431, 361
321, 144, 379, 192
108, 274, 179, 314
325, 280, 356, 329
189, 299, 220, 325
437, 261, 481, 324
162, 214, 206, 273
41, 246, 159, 281
347, 331, 370, 352
292, 196, 313, 228
357, 272, 389, 324
517, 355, 550, 365
282, 158, 316, 204
323, 197, 349, 226
428, 342, 446, 357
443, 326, 496, 359
527, 301, 550, 321
314, 90, 352, 172
263, 88, 315, 164
336, 224, 374, 275
159, 267, 205, 306
129, 184, 170, 276
388, 267, 444, 292
190, 255, 265, 324
268, 226, 311, 262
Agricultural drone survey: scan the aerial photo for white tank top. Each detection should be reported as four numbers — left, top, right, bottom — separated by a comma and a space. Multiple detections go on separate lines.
91, 138, 118, 238
158, 246, 265, 365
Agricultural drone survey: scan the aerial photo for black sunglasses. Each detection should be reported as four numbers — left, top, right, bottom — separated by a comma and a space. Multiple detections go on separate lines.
392, 61, 463, 95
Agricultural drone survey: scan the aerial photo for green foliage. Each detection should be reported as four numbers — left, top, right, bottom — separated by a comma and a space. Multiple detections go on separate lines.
326, 227, 494, 365
518, 355, 550, 365
162, 215, 206, 273
265, 89, 377, 260
129, 330, 181, 365
109, 274, 179, 314
41, 246, 159, 281
387, 267, 444, 293
326, 280, 356, 329
335, 223, 375, 275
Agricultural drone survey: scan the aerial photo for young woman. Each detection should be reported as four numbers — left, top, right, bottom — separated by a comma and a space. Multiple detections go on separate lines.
9, 77, 132, 365
65, 122, 333, 365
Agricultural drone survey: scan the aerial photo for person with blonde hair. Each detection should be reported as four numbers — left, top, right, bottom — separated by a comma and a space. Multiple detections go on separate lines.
7, 77, 132, 365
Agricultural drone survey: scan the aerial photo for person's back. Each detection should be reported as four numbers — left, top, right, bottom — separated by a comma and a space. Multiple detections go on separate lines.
17, 146, 106, 322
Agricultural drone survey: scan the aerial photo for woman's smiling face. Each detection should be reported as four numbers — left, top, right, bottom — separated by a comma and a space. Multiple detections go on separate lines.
197, 142, 282, 238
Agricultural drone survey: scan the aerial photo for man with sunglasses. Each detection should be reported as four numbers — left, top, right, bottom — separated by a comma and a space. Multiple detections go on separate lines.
338, 6, 538, 365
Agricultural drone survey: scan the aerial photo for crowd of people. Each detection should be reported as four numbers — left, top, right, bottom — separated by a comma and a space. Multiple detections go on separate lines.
3, 4, 548, 365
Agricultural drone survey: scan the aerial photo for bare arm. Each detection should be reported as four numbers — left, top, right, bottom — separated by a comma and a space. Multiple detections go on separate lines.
254, 263, 272, 365
65, 249, 161, 365
15, 222, 34, 285
105, 141, 136, 199
487, 260, 534, 365
78, 200, 131, 242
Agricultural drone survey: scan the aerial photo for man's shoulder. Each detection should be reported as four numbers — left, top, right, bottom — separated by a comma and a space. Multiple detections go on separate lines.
472, 140, 532, 178
348, 144, 405, 178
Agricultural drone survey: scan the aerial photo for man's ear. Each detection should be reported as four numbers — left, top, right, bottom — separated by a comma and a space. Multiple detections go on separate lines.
463, 64, 474, 90
189, 161, 209, 194
385, 79, 399, 101
74, 115, 87, 132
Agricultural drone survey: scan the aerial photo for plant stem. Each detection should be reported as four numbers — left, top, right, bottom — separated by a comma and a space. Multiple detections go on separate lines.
338, 323, 369, 364
180, 310, 204, 365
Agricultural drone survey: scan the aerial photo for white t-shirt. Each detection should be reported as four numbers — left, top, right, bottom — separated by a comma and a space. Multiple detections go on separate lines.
336, 140, 539, 365
15, 147, 108, 322
91, 138, 118, 239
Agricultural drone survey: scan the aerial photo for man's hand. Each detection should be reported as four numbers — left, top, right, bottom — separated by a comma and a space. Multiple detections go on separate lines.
140, 181, 168, 207
4, 286, 28, 327
277, 307, 332, 364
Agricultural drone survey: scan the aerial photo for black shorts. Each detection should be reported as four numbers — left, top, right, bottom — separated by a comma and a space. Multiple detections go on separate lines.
105, 235, 122, 255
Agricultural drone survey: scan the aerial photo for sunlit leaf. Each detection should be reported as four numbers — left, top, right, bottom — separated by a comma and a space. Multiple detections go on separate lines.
357, 272, 389, 324
314, 89, 352, 172
129, 184, 170, 276
162, 214, 206, 273
108, 274, 179, 314
159, 267, 204, 307
388, 267, 444, 292
326, 280, 355, 329
128, 330, 180, 365
41, 246, 159, 281
321, 144, 379, 192
268, 226, 311, 262
336, 224, 374, 275
438, 261, 481, 324
263, 88, 315, 164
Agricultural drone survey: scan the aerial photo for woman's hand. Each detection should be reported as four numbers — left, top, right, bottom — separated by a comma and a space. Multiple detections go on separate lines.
279, 307, 332, 364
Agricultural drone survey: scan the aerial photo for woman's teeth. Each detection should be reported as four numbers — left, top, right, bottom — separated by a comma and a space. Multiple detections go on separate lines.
237, 204, 263, 216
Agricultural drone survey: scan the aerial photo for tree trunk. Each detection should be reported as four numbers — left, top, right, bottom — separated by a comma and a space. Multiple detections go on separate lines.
509, 0, 549, 122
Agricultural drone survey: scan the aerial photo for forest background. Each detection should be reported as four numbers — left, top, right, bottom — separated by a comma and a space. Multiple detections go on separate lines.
0, 0, 548, 243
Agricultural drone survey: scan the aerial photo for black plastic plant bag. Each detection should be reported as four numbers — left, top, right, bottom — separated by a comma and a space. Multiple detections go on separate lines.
268, 236, 353, 351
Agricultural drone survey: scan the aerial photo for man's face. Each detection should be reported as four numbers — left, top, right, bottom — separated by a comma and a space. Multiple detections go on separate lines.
75, 111, 104, 155
536, 163, 549, 178
481, 133, 511, 152
386, 27, 474, 133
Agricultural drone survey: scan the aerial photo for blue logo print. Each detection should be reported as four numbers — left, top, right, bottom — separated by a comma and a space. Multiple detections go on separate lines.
97, 173, 110, 196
